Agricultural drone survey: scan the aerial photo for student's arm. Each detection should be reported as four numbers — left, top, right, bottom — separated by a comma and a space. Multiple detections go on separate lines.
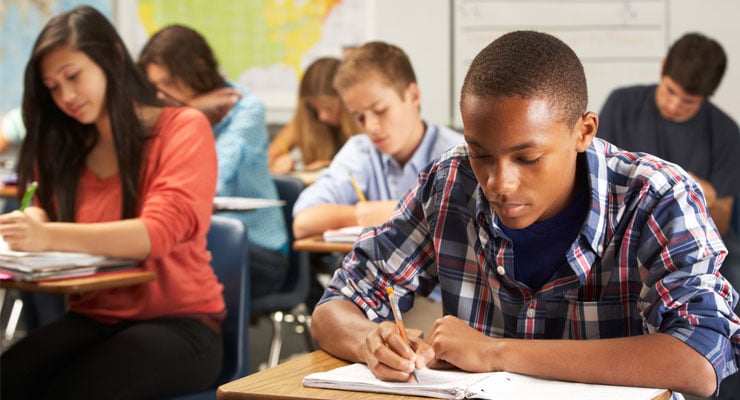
425, 316, 716, 397
690, 173, 733, 235
0, 210, 151, 259
268, 118, 297, 173
293, 203, 358, 239
293, 200, 398, 239
188, 86, 242, 125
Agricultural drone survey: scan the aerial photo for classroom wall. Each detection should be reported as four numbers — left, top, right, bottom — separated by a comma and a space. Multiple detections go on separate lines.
113, 0, 739, 130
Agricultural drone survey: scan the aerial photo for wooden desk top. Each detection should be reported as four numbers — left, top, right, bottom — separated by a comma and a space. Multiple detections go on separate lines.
218, 349, 672, 400
292, 235, 354, 253
0, 269, 156, 294
0, 184, 18, 199
217, 350, 433, 400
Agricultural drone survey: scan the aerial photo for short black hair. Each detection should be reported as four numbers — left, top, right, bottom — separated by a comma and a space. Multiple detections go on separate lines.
461, 30, 587, 127
662, 32, 726, 97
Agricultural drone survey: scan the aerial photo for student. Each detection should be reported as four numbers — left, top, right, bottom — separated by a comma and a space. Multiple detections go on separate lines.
598, 31, 740, 400
598, 32, 740, 238
310, 31, 740, 398
0, 6, 223, 399
292, 41, 463, 240
268, 57, 361, 174
139, 24, 289, 299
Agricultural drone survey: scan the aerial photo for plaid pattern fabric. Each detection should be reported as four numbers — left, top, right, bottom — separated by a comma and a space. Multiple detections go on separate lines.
321, 138, 740, 383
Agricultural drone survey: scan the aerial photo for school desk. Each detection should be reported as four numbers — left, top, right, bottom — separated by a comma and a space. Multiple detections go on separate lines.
0, 269, 155, 294
0, 184, 17, 198
292, 234, 354, 253
287, 168, 324, 186
216, 349, 672, 400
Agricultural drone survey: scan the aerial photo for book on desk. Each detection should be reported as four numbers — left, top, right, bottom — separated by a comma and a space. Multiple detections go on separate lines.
0, 245, 136, 282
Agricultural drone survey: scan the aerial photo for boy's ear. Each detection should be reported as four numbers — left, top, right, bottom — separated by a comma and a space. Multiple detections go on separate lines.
405, 82, 421, 105
574, 111, 598, 152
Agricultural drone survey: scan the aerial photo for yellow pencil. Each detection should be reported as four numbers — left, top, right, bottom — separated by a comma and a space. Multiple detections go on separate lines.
386, 286, 419, 383
348, 172, 367, 202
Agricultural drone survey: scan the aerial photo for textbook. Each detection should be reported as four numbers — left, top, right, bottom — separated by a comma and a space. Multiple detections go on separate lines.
322, 225, 364, 243
302, 363, 667, 400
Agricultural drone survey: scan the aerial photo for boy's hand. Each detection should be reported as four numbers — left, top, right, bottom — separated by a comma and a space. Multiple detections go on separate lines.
362, 320, 434, 382
425, 315, 498, 372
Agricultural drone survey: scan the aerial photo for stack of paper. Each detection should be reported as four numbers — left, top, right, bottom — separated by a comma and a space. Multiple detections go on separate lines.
0, 241, 134, 281
322, 226, 364, 243
303, 363, 668, 400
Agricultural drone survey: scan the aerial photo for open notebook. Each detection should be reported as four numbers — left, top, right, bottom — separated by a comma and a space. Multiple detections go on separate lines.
303, 363, 667, 400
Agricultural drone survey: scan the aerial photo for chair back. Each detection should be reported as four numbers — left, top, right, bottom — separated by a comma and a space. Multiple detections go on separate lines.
251, 174, 310, 313
206, 215, 250, 385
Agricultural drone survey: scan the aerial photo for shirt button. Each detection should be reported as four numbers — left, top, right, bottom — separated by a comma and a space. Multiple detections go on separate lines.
496, 265, 505, 275
526, 308, 536, 318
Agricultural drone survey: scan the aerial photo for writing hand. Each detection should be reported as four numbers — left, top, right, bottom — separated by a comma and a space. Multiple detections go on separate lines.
362, 320, 433, 382
0, 207, 49, 251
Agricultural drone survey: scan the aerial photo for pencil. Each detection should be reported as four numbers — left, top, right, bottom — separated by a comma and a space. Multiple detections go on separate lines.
348, 172, 367, 202
19, 181, 38, 211
386, 286, 419, 383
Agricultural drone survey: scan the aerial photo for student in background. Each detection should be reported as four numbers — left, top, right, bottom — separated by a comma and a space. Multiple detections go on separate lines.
291, 41, 463, 240
139, 24, 289, 299
268, 57, 361, 174
597, 31, 740, 400
310, 31, 739, 398
598, 33, 740, 237
0, 6, 223, 399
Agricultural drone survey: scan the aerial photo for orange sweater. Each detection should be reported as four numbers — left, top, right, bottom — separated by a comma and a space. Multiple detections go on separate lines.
69, 107, 224, 323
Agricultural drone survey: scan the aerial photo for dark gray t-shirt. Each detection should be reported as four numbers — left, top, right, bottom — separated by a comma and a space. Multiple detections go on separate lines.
598, 84, 740, 197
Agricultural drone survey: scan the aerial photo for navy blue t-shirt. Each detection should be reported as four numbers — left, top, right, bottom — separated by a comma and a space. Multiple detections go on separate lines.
500, 176, 589, 292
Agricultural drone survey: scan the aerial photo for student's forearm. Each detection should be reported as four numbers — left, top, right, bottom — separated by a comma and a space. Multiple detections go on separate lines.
494, 333, 716, 397
311, 300, 379, 363
709, 195, 733, 236
45, 219, 151, 259
293, 204, 357, 239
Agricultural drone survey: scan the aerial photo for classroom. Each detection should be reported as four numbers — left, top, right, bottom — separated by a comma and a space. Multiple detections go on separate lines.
0, 1, 739, 400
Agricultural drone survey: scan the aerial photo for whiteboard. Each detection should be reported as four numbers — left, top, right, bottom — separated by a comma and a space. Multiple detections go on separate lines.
451, 0, 740, 129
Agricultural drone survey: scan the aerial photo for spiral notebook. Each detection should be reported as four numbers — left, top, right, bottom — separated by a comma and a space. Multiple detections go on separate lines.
303, 362, 667, 400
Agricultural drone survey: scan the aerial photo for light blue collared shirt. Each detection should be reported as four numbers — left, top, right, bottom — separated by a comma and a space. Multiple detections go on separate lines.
292, 122, 463, 215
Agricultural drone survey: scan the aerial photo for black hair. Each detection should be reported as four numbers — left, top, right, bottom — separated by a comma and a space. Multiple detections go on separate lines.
461, 30, 587, 127
19, 5, 160, 221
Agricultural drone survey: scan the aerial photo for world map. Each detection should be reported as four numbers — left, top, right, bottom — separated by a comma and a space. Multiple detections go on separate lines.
1, 0, 369, 113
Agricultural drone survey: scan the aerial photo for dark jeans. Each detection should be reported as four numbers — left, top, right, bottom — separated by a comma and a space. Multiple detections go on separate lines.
249, 244, 289, 299
1, 313, 222, 400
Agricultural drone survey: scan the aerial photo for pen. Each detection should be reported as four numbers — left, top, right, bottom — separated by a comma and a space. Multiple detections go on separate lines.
348, 172, 367, 202
386, 286, 419, 383
19, 181, 38, 211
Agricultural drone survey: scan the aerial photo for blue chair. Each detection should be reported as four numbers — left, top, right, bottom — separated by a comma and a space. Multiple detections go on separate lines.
167, 215, 250, 400
250, 174, 314, 368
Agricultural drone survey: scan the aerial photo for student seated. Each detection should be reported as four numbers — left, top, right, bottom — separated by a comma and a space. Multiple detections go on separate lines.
310, 30, 740, 398
268, 57, 361, 174
291, 41, 463, 240
0, 6, 223, 399
139, 24, 289, 299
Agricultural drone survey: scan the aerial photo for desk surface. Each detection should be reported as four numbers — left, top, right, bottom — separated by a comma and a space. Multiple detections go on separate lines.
217, 350, 434, 400
0, 184, 17, 199
0, 269, 156, 294
293, 235, 354, 253
218, 350, 672, 400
